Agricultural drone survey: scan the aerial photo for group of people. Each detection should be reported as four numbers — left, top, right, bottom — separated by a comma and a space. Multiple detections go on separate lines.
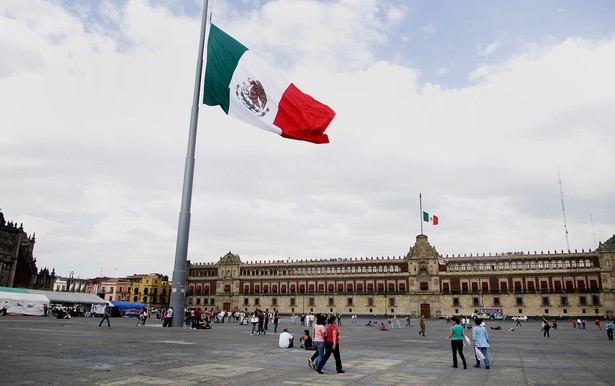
448, 317, 491, 370
306, 313, 345, 374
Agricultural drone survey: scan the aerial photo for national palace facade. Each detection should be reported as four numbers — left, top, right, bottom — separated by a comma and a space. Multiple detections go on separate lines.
185, 234, 615, 318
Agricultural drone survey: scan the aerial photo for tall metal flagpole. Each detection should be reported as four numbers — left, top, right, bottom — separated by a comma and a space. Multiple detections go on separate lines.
169, 0, 209, 327
419, 193, 424, 235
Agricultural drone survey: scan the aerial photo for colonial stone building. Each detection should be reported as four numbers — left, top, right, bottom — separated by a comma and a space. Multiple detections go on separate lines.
185, 234, 615, 318
0, 210, 56, 290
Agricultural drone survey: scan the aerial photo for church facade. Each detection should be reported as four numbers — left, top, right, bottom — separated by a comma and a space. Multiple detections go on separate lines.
186, 234, 615, 318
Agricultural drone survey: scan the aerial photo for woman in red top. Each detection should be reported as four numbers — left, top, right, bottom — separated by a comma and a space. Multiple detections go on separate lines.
315, 314, 345, 374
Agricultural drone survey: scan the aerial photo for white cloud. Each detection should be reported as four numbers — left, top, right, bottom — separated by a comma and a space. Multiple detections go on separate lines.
1, 0, 614, 278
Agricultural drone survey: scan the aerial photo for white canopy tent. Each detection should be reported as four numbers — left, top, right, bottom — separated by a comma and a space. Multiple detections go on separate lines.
0, 289, 49, 316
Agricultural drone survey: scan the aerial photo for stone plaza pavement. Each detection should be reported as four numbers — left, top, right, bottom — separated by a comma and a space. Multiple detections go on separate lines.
1, 315, 614, 385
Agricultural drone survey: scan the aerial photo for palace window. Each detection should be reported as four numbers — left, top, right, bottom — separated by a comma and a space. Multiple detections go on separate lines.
565, 261, 571, 268
578, 260, 585, 268
571, 260, 577, 268
368, 298, 374, 306
551, 261, 557, 269
516, 297, 523, 306
493, 297, 500, 306
511, 262, 517, 270
453, 298, 460, 306
561, 296, 568, 305
537, 261, 543, 269
503, 262, 509, 270
542, 297, 549, 306
557, 261, 564, 269
585, 259, 593, 268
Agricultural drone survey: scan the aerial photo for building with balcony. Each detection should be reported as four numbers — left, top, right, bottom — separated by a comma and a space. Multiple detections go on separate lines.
185, 233, 615, 318
126, 273, 170, 310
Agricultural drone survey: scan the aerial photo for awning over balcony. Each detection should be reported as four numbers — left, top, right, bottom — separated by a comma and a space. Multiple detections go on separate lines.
308, 284, 315, 291
388, 283, 395, 290
347, 284, 353, 290
462, 282, 468, 289
328, 284, 334, 291
377, 283, 384, 290
554, 280, 562, 288
318, 284, 324, 291
500, 281, 507, 289
482, 282, 489, 289
565, 280, 573, 288
420, 282, 428, 290
577, 280, 585, 288
471, 282, 478, 289
367, 283, 374, 290
224, 285, 230, 291
527, 281, 535, 289
514, 282, 522, 289
337, 284, 343, 291
442, 282, 449, 290
540, 281, 548, 288
356, 283, 363, 290
590, 280, 598, 288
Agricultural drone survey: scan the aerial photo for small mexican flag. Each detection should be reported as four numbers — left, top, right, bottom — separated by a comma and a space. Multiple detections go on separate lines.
203, 23, 335, 144
423, 211, 439, 225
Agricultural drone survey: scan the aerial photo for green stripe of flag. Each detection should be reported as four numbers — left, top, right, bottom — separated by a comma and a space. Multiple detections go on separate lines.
203, 24, 249, 114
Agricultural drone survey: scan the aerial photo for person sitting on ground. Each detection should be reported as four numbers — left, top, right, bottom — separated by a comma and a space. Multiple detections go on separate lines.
300, 329, 314, 349
365, 320, 373, 326
490, 325, 502, 330
278, 328, 294, 348
379, 323, 388, 331
198, 319, 211, 329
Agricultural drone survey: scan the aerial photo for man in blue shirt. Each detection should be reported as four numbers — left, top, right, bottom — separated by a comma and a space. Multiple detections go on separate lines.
606, 320, 614, 340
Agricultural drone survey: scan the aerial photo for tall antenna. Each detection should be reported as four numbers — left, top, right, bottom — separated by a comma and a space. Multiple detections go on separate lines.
590, 213, 596, 244
558, 171, 570, 252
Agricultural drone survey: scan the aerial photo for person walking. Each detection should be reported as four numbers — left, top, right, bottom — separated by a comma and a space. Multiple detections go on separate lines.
273, 309, 279, 333
98, 303, 112, 328
309, 314, 327, 373
419, 315, 426, 336
405, 316, 411, 327
606, 320, 614, 340
472, 318, 490, 369
595, 319, 602, 330
315, 314, 345, 374
516, 317, 522, 326
542, 320, 551, 338
448, 316, 466, 369
250, 311, 259, 335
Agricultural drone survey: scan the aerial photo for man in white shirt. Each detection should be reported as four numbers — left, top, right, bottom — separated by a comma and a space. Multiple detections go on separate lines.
278, 328, 294, 348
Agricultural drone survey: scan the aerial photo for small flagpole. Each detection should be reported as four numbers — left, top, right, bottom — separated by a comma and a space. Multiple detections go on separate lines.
169, 0, 209, 327
419, 193, 423, 235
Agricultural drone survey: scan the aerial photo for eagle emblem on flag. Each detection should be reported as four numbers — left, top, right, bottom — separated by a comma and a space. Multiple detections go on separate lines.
235, 78, 270, 117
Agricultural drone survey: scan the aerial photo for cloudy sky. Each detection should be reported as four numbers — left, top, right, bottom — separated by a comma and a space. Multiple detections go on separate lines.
2, 0, 614, 279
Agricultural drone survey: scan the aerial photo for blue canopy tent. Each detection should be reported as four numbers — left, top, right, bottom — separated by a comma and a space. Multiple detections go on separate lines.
109, 301, 146, 317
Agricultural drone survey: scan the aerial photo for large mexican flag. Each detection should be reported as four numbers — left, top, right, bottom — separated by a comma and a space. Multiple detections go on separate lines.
203, 23, 335, 144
